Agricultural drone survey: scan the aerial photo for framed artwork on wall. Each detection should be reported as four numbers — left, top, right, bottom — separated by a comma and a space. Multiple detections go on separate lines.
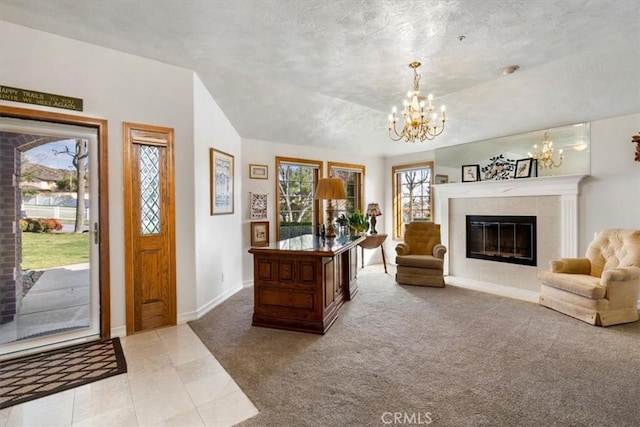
250, 221, 269, 246
249, 164, 268, 179
461, 164, 481, 182
250, 193, 268, 219
210, 148, 234, 215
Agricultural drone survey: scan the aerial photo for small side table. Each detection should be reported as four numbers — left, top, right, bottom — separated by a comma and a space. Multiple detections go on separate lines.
358, 233, 388, 273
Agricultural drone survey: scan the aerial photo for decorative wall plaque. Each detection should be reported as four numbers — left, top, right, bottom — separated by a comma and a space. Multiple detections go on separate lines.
0, 85, 83, 111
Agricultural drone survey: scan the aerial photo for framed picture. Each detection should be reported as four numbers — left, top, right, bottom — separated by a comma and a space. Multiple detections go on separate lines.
514, 158, 535, 178
250, 193, 268, 219
435, 174, 449, 184
250, 221, 269, 246
249, 164, 268, 179
462, 165, 481, 182
210, 148, 234, 215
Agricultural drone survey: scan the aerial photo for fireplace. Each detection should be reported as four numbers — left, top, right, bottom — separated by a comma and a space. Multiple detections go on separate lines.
466, 215, 537, 266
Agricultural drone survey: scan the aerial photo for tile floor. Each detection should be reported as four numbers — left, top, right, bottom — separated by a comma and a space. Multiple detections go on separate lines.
0, 325, 258, 427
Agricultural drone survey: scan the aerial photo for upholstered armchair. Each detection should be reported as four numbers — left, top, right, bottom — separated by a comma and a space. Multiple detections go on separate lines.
539, 229, 640, 326
395, 222, 447, 287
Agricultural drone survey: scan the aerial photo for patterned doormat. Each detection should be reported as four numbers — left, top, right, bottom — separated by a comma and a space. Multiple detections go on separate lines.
0, 338, 127, 409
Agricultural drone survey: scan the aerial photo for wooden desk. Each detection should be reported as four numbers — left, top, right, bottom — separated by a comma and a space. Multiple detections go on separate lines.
248, 234, 364, 334
358, 233, 388, 273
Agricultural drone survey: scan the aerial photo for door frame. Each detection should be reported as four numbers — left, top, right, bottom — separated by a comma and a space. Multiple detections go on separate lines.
0, 105, 111, 339
123, 122, 176, 335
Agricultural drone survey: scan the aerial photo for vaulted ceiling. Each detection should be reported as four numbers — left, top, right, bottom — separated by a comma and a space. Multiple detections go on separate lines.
1, 0, 639, 157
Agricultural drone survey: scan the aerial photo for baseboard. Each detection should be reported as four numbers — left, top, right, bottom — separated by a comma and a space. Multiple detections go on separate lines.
110, 325, 126, 338
446, 275, 539, 303
242, 280, 254, 288
178, 311, 197, 324
196, 284, 244, 319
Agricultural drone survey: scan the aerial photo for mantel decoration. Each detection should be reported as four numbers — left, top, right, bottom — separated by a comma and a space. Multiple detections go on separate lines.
528, 131, 563, 169
480, 154, 515, 180
366, 203, 382, 234
387, 61, 446, 142
314, 178, 347, 241
632, 131, 640, 162
462, 164, 481, 182
514, 158, 537, 178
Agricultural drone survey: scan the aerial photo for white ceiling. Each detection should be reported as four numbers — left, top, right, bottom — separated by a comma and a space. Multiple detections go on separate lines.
1, 0, 639, 157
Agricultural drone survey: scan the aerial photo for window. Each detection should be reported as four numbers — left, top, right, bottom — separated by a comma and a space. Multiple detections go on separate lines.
392, 161, 434, 239
328, 162, 365, 220
276, 157, 323, 240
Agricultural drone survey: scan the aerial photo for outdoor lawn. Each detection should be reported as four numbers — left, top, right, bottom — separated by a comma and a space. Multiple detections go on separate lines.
21, 232, 89, 270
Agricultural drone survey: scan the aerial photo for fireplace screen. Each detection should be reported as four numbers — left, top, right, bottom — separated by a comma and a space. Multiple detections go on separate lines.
466, 215, 537, 266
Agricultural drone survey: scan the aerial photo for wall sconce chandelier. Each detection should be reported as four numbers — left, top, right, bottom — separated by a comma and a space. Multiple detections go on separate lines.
528, 131, 563, 169
388, 61, 446, 143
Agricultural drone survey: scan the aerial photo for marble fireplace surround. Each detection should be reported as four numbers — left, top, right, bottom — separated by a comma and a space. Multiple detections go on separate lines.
433, 175, 588, 302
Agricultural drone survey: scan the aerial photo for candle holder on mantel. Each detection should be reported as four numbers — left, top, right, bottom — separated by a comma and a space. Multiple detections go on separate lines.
366, 203, 382, 234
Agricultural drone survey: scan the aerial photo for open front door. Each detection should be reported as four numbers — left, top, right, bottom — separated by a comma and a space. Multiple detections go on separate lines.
123, 123, 176, 334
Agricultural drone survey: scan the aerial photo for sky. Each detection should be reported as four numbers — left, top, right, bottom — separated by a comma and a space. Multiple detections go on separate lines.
24, 139, 82, 170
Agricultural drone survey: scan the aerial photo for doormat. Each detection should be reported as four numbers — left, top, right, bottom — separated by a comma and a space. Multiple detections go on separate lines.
0, 338, 127, 409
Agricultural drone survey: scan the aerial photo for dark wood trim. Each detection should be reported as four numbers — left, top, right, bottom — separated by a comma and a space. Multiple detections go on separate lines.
0, 106, 111, 339
123, 122, 176, 334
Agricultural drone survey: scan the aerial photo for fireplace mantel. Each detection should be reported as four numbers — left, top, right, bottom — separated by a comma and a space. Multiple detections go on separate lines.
434, 174, 588, 270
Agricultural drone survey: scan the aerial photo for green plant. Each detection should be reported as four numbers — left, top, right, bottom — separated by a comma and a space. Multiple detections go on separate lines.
347, 210, 368, 233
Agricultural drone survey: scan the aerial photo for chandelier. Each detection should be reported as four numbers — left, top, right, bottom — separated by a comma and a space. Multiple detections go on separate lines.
388, 61, 446, 142
528, 131, 563, 169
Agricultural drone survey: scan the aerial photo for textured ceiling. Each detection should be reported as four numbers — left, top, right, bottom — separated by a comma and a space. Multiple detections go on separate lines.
1, 0, 639, 157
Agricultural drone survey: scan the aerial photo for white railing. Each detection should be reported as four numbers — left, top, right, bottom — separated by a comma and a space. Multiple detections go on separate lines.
22, 205, 90, 221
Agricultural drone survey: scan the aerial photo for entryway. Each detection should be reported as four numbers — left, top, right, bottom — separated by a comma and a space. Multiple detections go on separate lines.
0, 106, 110, 360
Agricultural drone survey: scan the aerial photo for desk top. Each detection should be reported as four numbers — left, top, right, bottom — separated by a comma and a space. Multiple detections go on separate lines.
249, 234, 364, 256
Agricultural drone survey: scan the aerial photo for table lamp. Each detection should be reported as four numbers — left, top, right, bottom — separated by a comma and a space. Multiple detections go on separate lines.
315, 178, 347, 241
366, 202, 382, 234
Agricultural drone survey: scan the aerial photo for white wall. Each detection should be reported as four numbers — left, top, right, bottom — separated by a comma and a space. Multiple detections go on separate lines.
241, 138, 385, 284
0, 22, 197, 334
192, 74, 244, 316
581, 113, 640, 252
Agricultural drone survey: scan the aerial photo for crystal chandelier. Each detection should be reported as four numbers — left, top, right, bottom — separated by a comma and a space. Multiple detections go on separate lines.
388, 61, 446, 142
528, 131, 563, 169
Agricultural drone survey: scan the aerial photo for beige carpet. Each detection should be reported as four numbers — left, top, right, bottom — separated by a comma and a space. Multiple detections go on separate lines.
189, 265, 640, 426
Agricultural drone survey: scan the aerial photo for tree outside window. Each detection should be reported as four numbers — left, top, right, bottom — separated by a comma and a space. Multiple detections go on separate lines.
276, 157, 322, 240
392, 161, 433, 239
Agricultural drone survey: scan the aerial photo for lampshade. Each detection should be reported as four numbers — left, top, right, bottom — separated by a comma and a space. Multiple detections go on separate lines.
366, 203, 381, 217
314, 178, 346, 200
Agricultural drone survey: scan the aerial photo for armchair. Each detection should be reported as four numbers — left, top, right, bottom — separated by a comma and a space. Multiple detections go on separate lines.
538, 229, 640, 326
395, 222, 447, 287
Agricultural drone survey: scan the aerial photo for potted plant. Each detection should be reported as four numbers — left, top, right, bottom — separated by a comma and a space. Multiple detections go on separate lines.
347, 210, 368, 236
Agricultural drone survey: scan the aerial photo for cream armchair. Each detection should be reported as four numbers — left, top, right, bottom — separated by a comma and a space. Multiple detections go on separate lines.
538, 229, 640, 326
395, 222, 447, 287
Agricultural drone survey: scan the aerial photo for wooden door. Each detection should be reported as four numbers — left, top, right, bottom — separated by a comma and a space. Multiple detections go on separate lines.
123, 123, 176, 334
